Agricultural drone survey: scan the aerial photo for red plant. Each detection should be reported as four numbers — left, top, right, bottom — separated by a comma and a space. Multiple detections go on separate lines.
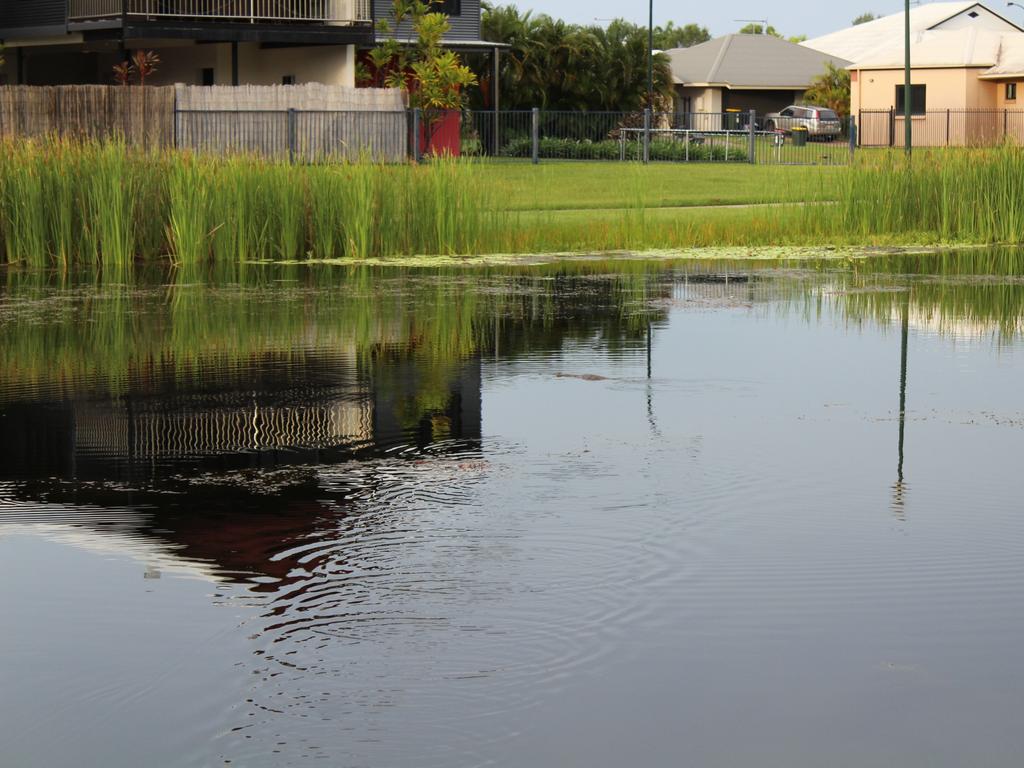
130, 50, 161, 86
112, 61, 135, 86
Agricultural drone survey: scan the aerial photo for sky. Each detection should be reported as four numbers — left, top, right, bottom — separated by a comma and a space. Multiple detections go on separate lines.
503, 0, 957, 41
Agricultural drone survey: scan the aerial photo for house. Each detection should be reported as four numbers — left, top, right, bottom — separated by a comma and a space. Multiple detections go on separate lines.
802, 1, 1021, 63
666, 34, 851, 118
0, 0, 494, 88
802, 2, 1024, 145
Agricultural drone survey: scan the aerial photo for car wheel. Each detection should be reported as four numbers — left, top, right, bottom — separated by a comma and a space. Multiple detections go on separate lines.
764, 120, 775, 132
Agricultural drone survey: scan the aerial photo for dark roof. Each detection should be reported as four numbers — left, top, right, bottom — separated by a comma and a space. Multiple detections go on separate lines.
666, 34, 852, 88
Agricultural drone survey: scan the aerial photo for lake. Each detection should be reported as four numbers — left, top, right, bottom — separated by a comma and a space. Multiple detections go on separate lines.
2, 253, 1023, 768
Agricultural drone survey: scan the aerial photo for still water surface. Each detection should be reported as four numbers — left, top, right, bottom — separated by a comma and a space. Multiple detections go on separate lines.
2, 254, 1024, 767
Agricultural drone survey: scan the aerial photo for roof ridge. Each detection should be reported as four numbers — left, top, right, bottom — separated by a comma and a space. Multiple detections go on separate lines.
924, 1, 981, 31
707, 35, 733, 82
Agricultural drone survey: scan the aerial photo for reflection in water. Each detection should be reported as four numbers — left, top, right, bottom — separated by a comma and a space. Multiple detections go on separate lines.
2, 251, 1024, 767
894, 293, 911, 517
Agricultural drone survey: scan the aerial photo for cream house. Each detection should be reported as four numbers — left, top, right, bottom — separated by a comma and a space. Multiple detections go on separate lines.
803, 2, 1024, 145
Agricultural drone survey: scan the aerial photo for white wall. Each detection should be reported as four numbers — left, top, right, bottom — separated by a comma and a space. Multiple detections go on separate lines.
100, 43, 355, 87
932, 6, 1020, 32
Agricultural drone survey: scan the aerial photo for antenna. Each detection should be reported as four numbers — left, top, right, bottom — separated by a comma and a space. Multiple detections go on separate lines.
734, 18, 769, 32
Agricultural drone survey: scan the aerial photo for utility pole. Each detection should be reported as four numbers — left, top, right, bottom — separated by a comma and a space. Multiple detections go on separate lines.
904, 0, 912, 156
647, 0, 654, 108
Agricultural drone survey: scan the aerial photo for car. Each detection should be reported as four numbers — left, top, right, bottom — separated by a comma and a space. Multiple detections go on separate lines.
763, 105, 842, 140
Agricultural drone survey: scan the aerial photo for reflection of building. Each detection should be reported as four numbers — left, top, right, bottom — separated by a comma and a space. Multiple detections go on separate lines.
72, 397, 373, 458
0, 348, 484, 588
0, 351, 482, 484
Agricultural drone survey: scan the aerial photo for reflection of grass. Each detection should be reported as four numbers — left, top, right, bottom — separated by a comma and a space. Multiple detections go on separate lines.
2, 254, 1024, 408
835, 250, 1024, 342
0, 265, 664, 402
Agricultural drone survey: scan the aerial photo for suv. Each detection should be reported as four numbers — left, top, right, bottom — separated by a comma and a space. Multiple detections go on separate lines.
763, 105, 842, 140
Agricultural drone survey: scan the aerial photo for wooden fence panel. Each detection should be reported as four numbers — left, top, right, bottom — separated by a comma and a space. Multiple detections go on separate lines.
0, 85, 175, 148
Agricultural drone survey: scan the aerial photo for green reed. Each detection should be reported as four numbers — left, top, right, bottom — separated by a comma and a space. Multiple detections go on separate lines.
167, 155, 213, 266
7, 140, 1024, 269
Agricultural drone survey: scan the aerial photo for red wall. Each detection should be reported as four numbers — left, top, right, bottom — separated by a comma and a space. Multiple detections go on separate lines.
419, 110, 461, 157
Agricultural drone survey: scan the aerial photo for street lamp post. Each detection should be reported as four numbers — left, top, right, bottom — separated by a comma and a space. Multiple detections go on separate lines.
647, 0, 654, 108
904, 0, 912, 156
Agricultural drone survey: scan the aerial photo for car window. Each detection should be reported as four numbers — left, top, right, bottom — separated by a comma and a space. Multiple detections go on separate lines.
795, 108, 810, 118
780, 108, 794, 117
819, 109, 839, 120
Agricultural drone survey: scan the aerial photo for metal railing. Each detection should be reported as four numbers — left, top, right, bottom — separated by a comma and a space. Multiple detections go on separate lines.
68, 0, 372, 24
460, 110, 855, 165
175, 108, 408, 162
859, 108, 1024, 147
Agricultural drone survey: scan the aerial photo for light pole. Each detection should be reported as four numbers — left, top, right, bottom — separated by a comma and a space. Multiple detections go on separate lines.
647, 0, 654, 108
904, 0, 912, 156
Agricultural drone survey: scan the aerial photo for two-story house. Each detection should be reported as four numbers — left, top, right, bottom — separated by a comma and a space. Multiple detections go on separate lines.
0, 0, 492, 88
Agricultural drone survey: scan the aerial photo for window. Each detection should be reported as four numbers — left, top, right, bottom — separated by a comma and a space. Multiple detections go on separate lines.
895, 84, 927, 115
432, 0, 462, 15
968, 10, 979, 17
780, 107, 794, 117
282, 75, 296, 85
1007, 82, 1018, 101
200, 68, 215, 86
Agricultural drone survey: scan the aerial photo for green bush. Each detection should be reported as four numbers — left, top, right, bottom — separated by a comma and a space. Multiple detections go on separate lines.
499, 136, 748, 162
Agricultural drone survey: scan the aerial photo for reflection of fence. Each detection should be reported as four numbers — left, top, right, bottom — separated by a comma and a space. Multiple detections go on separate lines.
74, 398, 373, 458
859, 109, 1024, 147
462, 110, 854, 165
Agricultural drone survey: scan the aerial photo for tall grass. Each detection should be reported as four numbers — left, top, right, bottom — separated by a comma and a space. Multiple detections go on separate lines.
6, 139, 1024, 268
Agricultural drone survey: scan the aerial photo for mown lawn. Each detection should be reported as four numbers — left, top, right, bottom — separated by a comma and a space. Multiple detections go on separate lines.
484, 161, 840, 212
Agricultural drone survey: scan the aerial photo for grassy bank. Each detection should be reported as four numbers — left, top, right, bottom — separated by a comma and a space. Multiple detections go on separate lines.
3, 140, 1024, 267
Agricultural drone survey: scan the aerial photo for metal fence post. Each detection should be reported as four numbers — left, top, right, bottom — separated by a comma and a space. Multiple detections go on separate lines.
411, 108, 421, 162
848, 114, 857, 162
642, 108, 651, 164
748, 109, 756, 164
531, 107, 540, 165
287, 108, 297, 164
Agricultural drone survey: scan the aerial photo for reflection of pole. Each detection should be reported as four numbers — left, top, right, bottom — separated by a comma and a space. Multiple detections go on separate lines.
892, 294, 910, 516
897, 296, 909, 482
647, 320, 652, 379
646, 320, 659, 436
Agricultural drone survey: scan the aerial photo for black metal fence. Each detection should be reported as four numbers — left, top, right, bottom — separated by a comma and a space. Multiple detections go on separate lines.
460, 109, 855, 165
859, 109, 1024, 147
171, 106, 855, 165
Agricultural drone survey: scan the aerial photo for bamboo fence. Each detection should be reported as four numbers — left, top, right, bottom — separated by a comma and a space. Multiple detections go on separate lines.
0, 85, 176, 148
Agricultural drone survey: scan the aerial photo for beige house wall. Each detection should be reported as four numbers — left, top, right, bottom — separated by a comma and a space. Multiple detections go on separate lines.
675, 86, 723, 114
97, 43, 355, 87
994, 79, 1024, 108
853, 66, 1006, 146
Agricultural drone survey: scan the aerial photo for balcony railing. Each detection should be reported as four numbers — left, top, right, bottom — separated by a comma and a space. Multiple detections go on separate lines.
68, 0, 372, 25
